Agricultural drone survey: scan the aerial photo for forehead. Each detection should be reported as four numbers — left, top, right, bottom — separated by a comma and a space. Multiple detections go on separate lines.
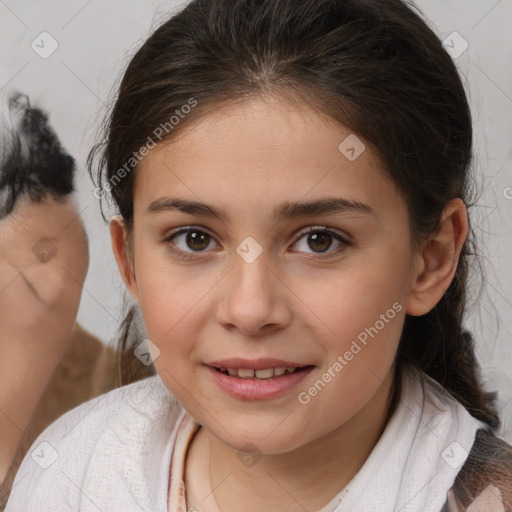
133, 96, 401, 221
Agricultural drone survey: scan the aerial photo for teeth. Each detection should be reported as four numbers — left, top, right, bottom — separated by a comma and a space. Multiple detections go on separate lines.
255, 368, 274, 379
218, 366, 301, 379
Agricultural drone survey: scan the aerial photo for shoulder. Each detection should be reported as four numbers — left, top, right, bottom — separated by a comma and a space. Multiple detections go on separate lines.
407, 366, 512, 511
445, 427, 512, 511
4, 375, 185, 511
28, 373, 175, 441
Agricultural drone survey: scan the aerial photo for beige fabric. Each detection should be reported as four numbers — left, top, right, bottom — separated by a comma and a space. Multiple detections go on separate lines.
0, 323, 117, 510
467, 486, 505, 512
444, 483, 506, 511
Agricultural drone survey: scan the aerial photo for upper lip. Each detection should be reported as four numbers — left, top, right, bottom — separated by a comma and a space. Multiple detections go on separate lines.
205, 358, 313, 370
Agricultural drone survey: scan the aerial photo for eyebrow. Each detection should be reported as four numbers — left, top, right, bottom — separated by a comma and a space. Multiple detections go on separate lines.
144, 196, 375, 223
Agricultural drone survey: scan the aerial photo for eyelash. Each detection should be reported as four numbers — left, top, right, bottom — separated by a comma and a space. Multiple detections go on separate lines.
161, 225, 350, 261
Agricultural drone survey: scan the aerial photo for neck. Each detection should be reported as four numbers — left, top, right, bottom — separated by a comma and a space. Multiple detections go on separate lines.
193, 365, 400, 512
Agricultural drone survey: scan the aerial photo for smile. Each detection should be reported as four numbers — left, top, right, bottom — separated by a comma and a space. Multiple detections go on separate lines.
205, 363, 315, 400
214, 366, 304, 379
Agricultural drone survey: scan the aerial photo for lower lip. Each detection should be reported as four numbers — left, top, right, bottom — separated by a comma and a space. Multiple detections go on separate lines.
205, 365, 314, 400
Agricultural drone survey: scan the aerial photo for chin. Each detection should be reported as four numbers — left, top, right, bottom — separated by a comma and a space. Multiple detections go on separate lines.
207, 418, 309, 455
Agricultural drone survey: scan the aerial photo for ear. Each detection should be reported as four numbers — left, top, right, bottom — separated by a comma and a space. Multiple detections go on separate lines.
110, 215, 139, 304
405, 198, 468, 316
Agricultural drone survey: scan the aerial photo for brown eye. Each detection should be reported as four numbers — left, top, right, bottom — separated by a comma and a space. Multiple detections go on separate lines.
184, 230, 211, 251
162, 227, 218, 259
292, 227, 349, 256
306, 232, 332, 252
163, 225, 349, 261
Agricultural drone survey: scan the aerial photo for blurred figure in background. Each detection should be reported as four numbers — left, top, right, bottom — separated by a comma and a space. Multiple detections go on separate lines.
0, 92, 117, 508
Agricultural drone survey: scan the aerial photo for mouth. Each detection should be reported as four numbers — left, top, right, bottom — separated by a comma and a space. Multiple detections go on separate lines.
204, 361, 316, 400
211, 365, 314, 380
204, 358, 315, 381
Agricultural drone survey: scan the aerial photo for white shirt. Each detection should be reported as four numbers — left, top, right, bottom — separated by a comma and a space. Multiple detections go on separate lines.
4, 366, 495, 512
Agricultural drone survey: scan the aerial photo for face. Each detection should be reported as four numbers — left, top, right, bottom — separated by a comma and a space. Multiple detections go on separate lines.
116, 96, 423, 454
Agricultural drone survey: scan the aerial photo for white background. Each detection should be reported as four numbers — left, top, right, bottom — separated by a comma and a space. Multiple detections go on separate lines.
1, 0, 511, 441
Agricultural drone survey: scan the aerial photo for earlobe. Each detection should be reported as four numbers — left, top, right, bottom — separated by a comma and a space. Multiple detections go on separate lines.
109, 215, 139, 304
405, 198, 468, 316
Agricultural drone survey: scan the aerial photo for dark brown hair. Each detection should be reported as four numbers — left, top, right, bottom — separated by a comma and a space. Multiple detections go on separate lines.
88, 0, 511, 507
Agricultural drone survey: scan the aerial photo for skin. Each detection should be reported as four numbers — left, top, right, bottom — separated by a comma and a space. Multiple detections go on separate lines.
0, 194, 89, 483
111, 95, 468, 511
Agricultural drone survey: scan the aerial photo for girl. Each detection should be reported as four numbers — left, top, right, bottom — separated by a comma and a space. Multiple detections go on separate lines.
5, 0, 512, 510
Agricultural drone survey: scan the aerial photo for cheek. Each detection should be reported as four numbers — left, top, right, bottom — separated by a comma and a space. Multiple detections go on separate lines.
305, 262, 407, 343
133, 248, 225, 386
134, 247, 206, 335
296, 259, 408, 414
294, 272, 405, 431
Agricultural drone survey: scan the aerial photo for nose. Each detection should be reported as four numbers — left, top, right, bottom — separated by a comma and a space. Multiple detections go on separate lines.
216, 250, 291, 336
